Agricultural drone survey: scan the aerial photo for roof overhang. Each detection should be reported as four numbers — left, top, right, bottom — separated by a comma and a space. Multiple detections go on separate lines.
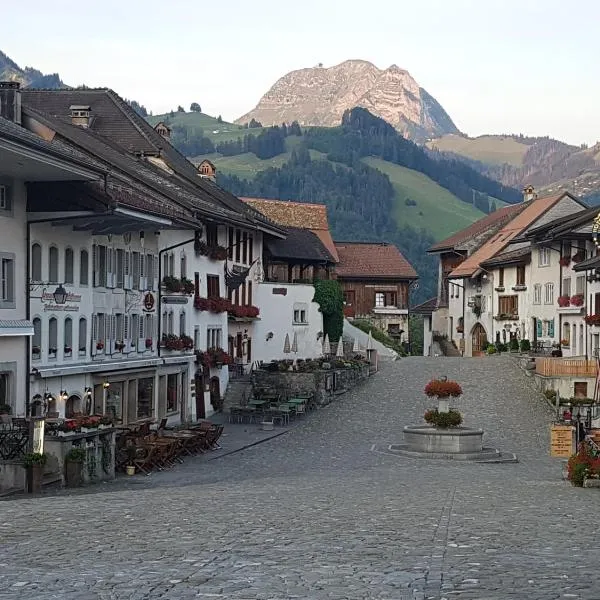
0, 320, 34, 337
336, 274, 418, 281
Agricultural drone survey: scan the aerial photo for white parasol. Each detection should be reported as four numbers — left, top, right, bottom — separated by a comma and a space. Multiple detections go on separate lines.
336, 338, 345, 358
283, 333, 291, 354
322, 333, 331, 355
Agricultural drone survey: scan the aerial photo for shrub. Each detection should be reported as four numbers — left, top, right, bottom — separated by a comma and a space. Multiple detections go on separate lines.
22, 452, 48, 468
495, 342, 508, 353
65, 448, 87, 463
544, 389, 557, 401
424, 379, 462, 398
567, 442, 600, 486
519, 339, 531, 352
424, 409, 463, 428
486, 344, 497, 354
509, 338, 519, 352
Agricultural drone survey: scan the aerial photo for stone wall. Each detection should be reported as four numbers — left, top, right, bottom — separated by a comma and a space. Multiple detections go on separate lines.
252, 364, 370, 406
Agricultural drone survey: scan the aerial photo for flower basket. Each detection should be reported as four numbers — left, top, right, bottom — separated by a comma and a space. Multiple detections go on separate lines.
145, 338, 153, 349
194, 239, 208, 256
585, 314, 600, 326
424, 379, 463, 399
570, 294, 584, 307
559, 256, 572, 267
424, 409, 463, 428
96, 341, 104, 351
557, 296, 570, 307
573, 251, 586, 264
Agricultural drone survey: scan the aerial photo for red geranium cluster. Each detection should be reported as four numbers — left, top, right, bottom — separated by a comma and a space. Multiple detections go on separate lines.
568, 441, 600, 486
424, 379, 463, 398
195, 347, 233, 368
229, 304, 260, 318
193, 296, 231, 313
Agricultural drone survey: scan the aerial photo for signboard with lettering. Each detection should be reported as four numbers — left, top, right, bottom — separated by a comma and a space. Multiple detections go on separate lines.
162, 296, 188, 305
41, 292, 81, 312
272, 287, 288, 296
550, 425, 575, 457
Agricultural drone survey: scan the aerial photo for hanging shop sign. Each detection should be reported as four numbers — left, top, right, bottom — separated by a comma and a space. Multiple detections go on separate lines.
143, 292, 156, 312
162, 296, 188, 305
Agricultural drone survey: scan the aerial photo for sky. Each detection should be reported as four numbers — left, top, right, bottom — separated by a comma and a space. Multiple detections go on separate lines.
3, 0, 599, 145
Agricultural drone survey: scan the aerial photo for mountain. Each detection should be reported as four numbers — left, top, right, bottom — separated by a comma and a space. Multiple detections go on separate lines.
0, 50, 66, 89
236, 60, 460, 141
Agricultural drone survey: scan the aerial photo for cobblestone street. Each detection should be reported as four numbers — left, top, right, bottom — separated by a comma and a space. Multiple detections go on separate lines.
2, 356, 600, 600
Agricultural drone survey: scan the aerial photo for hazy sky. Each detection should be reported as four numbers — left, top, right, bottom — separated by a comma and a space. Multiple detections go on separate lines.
3, 0, 599, 145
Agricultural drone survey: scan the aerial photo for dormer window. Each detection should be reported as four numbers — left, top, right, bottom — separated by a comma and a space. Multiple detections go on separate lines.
69, 105, 91, 128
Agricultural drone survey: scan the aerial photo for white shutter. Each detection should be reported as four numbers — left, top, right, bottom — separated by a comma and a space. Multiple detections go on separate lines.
107, 248, 114, 288
124, 251, 130, 289
124, 314, 129, 351
154, 254, 159, 291
140, 253, 146, 290
139, 313, 145, 351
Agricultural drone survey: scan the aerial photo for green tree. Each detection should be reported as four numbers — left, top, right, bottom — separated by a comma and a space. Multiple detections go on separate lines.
177, 105, 185, 113
312, 280, 344, 342
190, 102, 201, 112
217, 115, 223, 123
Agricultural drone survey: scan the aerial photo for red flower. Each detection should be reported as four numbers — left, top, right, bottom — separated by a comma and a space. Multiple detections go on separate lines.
424, 379, 463, 398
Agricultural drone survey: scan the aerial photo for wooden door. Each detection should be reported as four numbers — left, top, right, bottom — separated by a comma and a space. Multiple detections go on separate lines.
195, 373, 205, 420
471, 323, 488, 356
343, 291, 356, 317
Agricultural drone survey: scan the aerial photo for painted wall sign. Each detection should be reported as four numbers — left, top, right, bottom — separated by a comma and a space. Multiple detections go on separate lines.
42, 292, 82, 302
162, 296, 189, 305
43, 304, 79, 312
143, 293, 155, 311
272, 287, 288, 296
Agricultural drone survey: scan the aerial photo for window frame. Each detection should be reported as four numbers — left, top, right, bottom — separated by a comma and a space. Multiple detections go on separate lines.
0, 253, 15, 308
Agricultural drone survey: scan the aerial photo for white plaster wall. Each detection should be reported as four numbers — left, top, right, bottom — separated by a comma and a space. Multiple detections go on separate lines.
0, 179, 27, 414
253, 282, 323, 363
423, 316, 432, 356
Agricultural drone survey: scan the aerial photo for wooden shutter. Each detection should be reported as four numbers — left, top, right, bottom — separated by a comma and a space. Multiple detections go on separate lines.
548, 319, 555, 337
536, 319, 543, 338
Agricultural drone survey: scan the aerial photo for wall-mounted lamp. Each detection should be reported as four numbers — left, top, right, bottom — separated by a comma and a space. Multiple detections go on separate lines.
139, 231, 145, 248
266, 332, 274, 341
53, 284, 68, 305
103, 381, 110, 389
60, 390, 68, 401
84, 387, 92, 398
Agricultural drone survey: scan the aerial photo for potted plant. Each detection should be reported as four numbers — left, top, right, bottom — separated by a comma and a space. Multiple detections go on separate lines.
181, 277, 195, 295
126, 444, 137, 476
557, 296, 570, 307
22, 452, 47, 494
424, 377, 463, 416
162, 275, 182, 293
64, 345, 72, 354
64, 447, 86, 487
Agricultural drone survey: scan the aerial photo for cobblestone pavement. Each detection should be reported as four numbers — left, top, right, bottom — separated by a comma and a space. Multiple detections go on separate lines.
2, 356, 600, 600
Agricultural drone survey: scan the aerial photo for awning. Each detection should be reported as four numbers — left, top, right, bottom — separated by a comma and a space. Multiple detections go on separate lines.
0, 320, 34, 337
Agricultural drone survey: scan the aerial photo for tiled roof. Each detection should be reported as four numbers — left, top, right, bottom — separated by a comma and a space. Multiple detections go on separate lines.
573, 255, 600, 272
21, 89, 278, 232
266, 227, 336, 263
449, 194, 567, 279
242, 197, 339, 260
334, 242, 417, 279
412, 297, 438, 314
428, 203, 525, 253
522, 204, 598, 242
480, 245, 531, 268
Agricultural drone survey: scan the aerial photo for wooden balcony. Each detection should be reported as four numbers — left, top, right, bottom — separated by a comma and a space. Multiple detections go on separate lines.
536, 358, 597, 378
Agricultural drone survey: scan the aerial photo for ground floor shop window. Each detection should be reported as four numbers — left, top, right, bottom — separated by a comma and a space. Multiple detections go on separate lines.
137, 377, 154, 419
105, 383, 123, 421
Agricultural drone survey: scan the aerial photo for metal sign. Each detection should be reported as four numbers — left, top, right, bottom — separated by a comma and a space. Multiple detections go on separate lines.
143, 293, 155, 311
162, 296, 188, 304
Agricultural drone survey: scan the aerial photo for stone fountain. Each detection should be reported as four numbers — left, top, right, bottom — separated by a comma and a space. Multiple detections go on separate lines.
385, 376, 516, 462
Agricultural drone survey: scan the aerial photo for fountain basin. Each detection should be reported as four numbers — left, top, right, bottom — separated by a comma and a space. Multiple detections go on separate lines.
403, 425, 484, 454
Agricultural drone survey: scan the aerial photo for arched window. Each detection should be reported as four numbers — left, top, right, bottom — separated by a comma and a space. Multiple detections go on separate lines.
80, 249, 89, 285
64, 248, 74, 284
78, 317, 87, 354
48, 317, 58, 356
48, 246, 59, 283
32, 318, 41, 357
31, 243, 42, 281
64, 317, 73, 354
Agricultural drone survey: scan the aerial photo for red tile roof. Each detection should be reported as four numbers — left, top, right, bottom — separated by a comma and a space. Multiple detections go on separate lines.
241, 197, 339, 261
428, 203, 525, 252
412, 297, 438, 314
449, 194, 567, 278
334, 242, 417, 279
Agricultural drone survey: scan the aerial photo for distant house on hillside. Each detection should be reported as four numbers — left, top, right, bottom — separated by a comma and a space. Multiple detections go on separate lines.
198, 159, 216, 180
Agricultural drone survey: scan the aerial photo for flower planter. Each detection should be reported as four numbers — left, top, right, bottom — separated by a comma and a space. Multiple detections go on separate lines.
126, 465, 136, 476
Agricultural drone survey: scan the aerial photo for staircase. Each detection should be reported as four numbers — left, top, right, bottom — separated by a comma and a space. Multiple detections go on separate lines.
438, 337, 461, 357
224, 375, 252, 408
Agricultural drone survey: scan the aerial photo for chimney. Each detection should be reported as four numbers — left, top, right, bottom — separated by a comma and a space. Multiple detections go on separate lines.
154, 122, 171, 141
69, 105, 91, 128
522, 185, 537, 202
0, 81, 22, 124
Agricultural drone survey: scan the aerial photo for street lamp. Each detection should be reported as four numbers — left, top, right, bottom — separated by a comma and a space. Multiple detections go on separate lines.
53, 284, 68, 304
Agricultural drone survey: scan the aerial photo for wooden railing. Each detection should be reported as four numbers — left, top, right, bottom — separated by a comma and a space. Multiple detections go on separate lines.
536, 358, 597, 377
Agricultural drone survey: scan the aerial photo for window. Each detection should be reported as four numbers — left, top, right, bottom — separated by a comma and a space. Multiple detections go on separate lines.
194, 326, 200, 350
131, 314, 139, 343
94, 245, 107, 287
48, 317, 58, 355
0, 184, 11, 211
167, 310, 174, 335
375, 293, 384, 307
0, 373, 11, 413
116, 313, 124, 341
516, 265, 526, 287
180, 253, 187, 279
562, 278, 571, 297
32, 318, 41, 356
242, 232, 248, 264
544, 282, 555, 305
375, 291, 397, 308
64, 317, 73, 354
132, 252, 140, 290
137, 377, 154, 419
539, 247, 550, 267
533, 283, 542, 304
179, 311, 186, 336
207, 275, 220, 298
63, 247, 74, 284
293, 309, 308, 324
574, 382, 588, 398
576, 275, 585, 295
0, 255, 15, 307
147, 254, 155, 290
48, 246, 59, 283
498, 295, 518, 316
498, 268, 504, 287
249, 235, 254, 264
207, 327, 222, 349
78, 317, 87, 353
206, 225, 218, 248
167, 373, 179, 413
80, 249, 89, 285
116, 249, 124, 288
563, 323, 570, 346
145, 314, 153, 341
235, 229, 241, 263
31, 244, 42, 281
168, 253, 175, 277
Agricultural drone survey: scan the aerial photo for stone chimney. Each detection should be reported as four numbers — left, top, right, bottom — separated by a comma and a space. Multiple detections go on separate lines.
522, 185, 537, 202
154, 122, 171, 141
0, 82, 22, 124
69, 105, 91, 128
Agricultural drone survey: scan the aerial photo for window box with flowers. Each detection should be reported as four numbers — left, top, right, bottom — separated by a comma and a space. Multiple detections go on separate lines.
570, 294, 584, 307
557, 296, 571, 307
585, 314, 600, 326
194, 296, 232, 313
229, 304, 260, 319
424, 378, 463, 421
161, 333, 194, 351
64, 346, 72, 356
194, 240, 228, 261
96, 341, 104, 351
115, 341, 125, 352
162, 276, 195, 295
195, 347, 233, 369
559, 256, 572, 267
32, 346, 41, 358
573, 251, 586, 264
48, 347, 57, 358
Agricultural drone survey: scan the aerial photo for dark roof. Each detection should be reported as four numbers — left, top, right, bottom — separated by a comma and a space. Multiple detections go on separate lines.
412, 297, 438, 314
520, 205, 599, 242
21, 89, 278, 233
480, 246, 531, 268
573, 255, 600, 272
0, 115, 106, 174
334, 241, 417, 279
428, 203, 525, 253
23, 106, 245, 225
266, 227, 335, 263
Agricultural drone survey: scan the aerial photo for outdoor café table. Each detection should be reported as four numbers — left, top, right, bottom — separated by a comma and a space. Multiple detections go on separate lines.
287, 398, 306, 406
248, 399, 266, 406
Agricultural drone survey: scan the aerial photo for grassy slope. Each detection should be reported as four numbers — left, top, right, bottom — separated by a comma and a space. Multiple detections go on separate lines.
426, 133, 529, 167
362, 157, 507, 240
147, 112, 268, 143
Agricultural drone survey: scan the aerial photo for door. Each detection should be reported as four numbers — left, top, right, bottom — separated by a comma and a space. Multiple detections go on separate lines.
236, 333, 243, 360
343, 291, 356, 318
471, 323, 488, 356
247, 338, 252, 363
194, 372, 206, 420
209, 376, 222, 412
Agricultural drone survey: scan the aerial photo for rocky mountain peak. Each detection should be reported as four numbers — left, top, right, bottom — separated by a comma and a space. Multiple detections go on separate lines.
236, 60, 459, 140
